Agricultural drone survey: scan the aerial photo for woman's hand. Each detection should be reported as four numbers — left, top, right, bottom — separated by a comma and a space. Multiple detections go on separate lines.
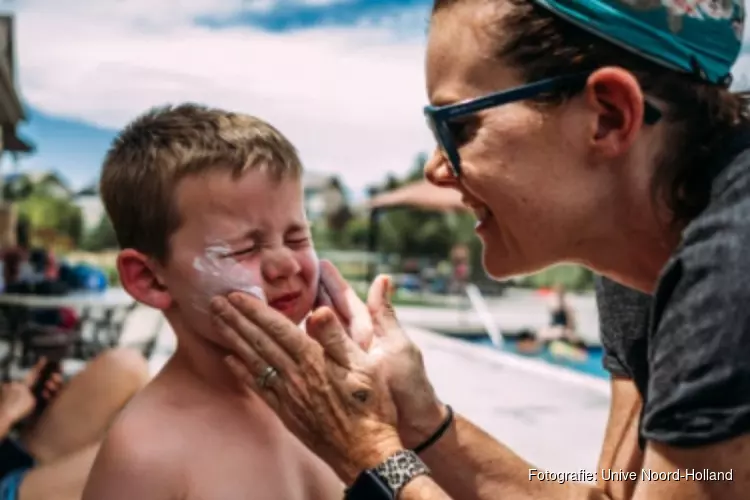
212, 262, 450, 473
211, 291, 402, 483
315, 261, 448, 447
314, 259, 374, 350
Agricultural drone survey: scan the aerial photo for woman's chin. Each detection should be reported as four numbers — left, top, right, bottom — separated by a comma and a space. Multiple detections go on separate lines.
481, 242, 528, 281
483, 243, 554, 281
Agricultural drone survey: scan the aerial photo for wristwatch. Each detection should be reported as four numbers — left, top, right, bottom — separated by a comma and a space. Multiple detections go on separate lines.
344, 449, 430, 499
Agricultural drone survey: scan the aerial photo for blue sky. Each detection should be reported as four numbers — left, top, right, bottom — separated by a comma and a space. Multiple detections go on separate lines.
8, 0, 436, 195
11, 107, 116, 190
8, 0, 750, 194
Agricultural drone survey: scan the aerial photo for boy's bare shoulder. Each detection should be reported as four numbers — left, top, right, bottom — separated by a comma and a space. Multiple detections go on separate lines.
83, 384, 189, 500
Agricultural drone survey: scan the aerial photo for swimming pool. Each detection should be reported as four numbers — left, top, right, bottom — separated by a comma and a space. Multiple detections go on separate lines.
453, 335, 609, 379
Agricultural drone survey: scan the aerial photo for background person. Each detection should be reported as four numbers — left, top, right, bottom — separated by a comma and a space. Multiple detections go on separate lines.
0, 349, 148, 500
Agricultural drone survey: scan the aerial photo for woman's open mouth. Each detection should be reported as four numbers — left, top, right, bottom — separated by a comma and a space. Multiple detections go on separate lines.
469, 203, 493, 233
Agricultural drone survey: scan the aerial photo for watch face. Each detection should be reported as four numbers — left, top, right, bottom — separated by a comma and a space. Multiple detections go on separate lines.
345, 470, 394, 500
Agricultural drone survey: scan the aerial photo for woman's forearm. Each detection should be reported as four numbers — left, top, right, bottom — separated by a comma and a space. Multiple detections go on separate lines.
419, 414, 608, 500
400, 476, 453, 499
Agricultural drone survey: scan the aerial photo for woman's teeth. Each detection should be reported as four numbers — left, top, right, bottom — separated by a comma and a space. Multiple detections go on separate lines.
472, 205, 490, 223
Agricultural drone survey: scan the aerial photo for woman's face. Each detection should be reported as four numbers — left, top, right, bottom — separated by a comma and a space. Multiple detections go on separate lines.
424, 4, 618, 279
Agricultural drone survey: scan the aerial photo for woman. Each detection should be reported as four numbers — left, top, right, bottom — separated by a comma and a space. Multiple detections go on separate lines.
210, 0, 750, 499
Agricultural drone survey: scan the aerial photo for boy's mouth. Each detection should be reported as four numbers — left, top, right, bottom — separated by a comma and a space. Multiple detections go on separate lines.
269, 291, 302, 314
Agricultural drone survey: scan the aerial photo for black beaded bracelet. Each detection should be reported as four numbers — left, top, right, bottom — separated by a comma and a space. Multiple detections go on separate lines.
413, 404, 454, 454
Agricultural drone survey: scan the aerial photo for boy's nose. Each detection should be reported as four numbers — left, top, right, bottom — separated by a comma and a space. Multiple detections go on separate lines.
261, 248, 301, 282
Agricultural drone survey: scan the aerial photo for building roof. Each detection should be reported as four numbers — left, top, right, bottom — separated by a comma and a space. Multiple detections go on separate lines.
366, 179, 467, 212
303, 171, 333, 191
3, 125, 33, 153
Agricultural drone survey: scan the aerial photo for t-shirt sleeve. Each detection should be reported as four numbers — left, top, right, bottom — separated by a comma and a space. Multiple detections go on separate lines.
595, 276, 651, 378
642, 198, 750, 447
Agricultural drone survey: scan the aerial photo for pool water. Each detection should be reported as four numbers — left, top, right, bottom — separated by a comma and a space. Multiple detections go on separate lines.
462, 336, 609, 379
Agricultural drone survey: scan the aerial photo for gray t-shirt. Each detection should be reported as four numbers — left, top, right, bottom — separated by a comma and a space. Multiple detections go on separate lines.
596, 132, 750, 447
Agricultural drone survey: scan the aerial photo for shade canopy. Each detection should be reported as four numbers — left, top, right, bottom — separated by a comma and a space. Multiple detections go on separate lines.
367, 179, 466, 212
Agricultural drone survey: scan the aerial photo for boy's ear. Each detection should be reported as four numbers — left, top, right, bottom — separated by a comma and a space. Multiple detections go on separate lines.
117, 249, 172, 310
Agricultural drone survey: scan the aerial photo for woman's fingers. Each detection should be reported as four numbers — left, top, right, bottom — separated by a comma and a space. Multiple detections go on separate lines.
367, 275, 403, 338
213, 315, 283, 396
224, 355, 280, 412
218, 293, 311, 361
366, 275, 391, 313
319, 260, 373, 349
318, 260, 352, 320
315, 283, 335, 310
306, 307, 363, 367
211, 298, 297, 376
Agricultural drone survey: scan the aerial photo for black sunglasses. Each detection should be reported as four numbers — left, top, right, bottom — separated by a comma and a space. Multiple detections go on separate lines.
423, 72, 662, 177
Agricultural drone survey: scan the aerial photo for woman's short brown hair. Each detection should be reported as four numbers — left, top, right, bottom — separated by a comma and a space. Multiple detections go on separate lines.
433, 0, 750, 225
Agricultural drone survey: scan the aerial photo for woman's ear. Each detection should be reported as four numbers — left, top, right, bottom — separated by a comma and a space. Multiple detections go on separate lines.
584, 67, 645, 158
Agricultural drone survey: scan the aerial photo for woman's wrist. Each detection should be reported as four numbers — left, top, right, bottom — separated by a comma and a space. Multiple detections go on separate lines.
340, 426, 405, 484
400, 401, 450, 449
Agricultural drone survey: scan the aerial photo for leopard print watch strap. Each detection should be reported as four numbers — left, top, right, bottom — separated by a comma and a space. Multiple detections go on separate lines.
373, 449, 430, 496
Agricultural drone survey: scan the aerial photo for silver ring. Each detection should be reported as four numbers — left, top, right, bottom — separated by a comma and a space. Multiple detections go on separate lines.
257, 365, 279, 389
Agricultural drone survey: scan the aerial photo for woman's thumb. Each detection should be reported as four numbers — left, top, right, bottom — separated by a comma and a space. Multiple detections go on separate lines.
306, 307, 361, 366
367, 275, 399, 334
366, 274, 390, 311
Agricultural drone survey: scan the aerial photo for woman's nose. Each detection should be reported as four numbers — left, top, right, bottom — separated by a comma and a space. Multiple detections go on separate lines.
424, 148, 457, 187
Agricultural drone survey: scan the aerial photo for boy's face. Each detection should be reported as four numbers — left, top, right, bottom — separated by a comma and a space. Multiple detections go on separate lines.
155, 169, 318, 341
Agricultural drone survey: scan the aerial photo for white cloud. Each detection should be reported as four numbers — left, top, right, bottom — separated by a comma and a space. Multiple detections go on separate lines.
15, 0, 750, 197
11, 0, 436, 195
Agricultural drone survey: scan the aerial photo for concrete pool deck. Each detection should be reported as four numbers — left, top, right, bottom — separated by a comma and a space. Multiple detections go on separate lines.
128, 299, 610, 474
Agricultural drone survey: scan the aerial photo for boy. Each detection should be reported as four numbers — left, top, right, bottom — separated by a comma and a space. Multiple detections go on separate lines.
82, 104, 343, 499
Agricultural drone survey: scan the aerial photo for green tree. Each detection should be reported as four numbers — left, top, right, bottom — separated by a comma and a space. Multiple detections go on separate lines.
81, 215, 118, 252
355, 152, 472, 259
407, 152, 428, 182
17, 193, 84, 246
342, 216, 371, 248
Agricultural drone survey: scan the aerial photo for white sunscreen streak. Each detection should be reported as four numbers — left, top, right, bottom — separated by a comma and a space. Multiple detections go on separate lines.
190, 243, 266, 312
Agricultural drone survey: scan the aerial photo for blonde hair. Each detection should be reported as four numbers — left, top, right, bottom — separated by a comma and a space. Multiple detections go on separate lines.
100, 103, 303, 262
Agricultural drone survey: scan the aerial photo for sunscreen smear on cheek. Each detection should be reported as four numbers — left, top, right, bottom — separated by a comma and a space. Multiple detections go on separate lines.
190, 244, 267, 310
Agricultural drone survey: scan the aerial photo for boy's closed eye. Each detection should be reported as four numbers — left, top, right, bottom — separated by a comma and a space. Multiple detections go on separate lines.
224, 236, 309, 257
286, 236, 310, 248
227, 247, 256, 258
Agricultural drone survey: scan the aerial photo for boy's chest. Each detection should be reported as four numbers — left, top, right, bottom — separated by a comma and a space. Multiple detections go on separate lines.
179, 419, 332, 500
185, 458, 312, 500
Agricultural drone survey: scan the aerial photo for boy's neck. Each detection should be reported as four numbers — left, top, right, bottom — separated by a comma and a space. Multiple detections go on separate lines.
169, 323, 247, 396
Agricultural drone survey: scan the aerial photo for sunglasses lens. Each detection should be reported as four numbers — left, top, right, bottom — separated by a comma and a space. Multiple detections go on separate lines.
425, 115, 460, 177
426, 116, 441, 145
437, 122, 461, 177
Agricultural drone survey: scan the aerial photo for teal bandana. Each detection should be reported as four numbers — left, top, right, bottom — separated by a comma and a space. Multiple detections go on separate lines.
533, 0, 746, 86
